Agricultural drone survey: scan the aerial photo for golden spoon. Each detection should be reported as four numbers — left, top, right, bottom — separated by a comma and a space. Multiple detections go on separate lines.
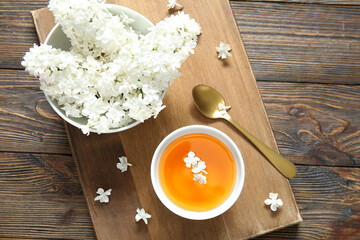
192, 84, 297, 178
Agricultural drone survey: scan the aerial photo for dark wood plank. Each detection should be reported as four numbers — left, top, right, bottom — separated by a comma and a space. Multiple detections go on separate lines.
0, 152, 95, 239
2, 69, 358, 166
1, 1, 360, 84
259, 82, 360, 167
1, 152, 359, 239
231, 1, 360, 84
0, 69, 70, 154
0, 0, 48, 69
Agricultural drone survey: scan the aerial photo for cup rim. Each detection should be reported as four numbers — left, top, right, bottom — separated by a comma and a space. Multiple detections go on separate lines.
43, 4, 155, 133
151, 125, 245, 220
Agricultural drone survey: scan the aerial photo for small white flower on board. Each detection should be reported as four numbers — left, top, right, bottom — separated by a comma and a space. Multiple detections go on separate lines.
117, 156, 133, 173
216, 42, 232, 59
264, 193, 283, 211
94, 188, 112, 203
135, 208, 151, 224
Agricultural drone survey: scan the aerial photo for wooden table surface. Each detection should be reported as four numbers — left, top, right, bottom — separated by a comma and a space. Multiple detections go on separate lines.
0, 0, 359, 239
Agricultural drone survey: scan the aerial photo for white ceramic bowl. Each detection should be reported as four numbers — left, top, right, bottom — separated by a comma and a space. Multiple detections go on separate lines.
151, 125, 245, 220
44, 4, 155, 133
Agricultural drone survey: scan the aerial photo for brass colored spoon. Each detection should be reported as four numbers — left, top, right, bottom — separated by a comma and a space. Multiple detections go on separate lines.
192, 84, 297, 178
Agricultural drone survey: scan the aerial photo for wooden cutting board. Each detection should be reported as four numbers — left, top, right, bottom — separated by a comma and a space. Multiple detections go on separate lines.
31, 0, 302, 239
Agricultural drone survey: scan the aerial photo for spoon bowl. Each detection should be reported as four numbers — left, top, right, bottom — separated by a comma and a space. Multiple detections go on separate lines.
192, 84, 297, 178
192, 84, 225, 119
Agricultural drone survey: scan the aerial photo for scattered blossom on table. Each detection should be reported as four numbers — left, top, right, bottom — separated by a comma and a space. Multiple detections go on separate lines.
94, 188, 112, 203
264, 192, 283, 211
22, 0, 201, 134
216, 42, 232, 59
117, 156, 133, 172
135, 208, 151, 224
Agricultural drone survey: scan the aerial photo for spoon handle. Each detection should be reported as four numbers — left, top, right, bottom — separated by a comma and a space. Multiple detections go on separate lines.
226, 116, 297, 178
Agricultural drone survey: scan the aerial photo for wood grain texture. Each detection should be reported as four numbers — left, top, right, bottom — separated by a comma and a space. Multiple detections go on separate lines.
2, 68, 358, 166
0, 69, 70, 154
0, 152, 95, 239
0, 154, 358, 240
32, 1, 302, 239
257, 166, 360, 239
231, 1, 360, 84
1, 1, 360, 84
0, 0, 48, 69
259, 82, 360, 167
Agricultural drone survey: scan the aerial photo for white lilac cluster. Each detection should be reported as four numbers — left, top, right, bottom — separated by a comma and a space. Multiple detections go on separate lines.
22, 0, 201, 134
184, 151, 207, 184
48, 0, 138, 62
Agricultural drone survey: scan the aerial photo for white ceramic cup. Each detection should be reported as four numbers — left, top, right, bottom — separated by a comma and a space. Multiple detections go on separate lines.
43, 4, 156, 133
151, 125, 245, 220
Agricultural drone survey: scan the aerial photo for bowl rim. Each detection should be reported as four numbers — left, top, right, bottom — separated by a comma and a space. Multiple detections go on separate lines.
151, 125, 245, 220
43, 4, 155, 133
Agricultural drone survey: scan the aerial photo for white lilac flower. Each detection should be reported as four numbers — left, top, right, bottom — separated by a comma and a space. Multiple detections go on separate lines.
62, 103, 82, 118
218, 102, 231, 116
216, 42, 232, 59
192, 160, 206, 174
80, 124, 90, 136
22, 0, 201, 135
184, 151, 200, 168
193, 173, 207, 184
264, 193, 283, 211
184, 151, 208, 184
117, 156, 133, 172
167, 0, 183, 9
94, 188, 112, 203
119, 11, 135, 25
135, 208, 151, 224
